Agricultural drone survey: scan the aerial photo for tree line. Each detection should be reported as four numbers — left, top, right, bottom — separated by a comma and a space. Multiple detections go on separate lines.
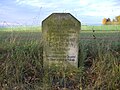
102, 15, 120, 25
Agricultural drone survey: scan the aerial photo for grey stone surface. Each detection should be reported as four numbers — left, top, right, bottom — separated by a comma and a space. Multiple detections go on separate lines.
42, 13, 81, 67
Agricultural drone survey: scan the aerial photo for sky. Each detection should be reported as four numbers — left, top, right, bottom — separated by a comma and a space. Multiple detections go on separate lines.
0, 0, 120, 26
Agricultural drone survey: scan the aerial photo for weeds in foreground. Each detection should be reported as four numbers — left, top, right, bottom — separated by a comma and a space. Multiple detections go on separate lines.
0, 38, 120, 90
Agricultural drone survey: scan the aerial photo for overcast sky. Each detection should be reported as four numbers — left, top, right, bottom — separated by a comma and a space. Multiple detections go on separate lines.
0, 0, 120, 26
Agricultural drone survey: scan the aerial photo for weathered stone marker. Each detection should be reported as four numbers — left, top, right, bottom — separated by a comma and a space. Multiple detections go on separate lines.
42, 13, 81, 68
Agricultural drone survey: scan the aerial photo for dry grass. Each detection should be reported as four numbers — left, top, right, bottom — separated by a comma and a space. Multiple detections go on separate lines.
0, 28, 120, 89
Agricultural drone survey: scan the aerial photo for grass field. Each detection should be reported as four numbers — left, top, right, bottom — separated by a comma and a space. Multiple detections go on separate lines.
0, 25, 120, 89
82, 25, 120, 30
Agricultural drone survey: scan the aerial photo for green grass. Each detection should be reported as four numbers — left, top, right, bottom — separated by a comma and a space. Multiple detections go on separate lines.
81, 25, 120, 30
0, 26, 41, 32
0, 25, 120, 89
1, 25, 120, 31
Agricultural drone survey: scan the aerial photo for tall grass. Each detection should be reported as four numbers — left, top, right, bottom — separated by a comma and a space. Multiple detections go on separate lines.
0, 26, 120, 89
80, 41, 120, 89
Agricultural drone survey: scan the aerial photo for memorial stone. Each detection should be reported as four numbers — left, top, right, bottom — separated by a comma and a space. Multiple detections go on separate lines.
42, 13, 81, 67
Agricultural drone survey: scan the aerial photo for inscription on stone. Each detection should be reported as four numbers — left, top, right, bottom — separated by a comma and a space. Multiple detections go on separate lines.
42, 13, 81, 67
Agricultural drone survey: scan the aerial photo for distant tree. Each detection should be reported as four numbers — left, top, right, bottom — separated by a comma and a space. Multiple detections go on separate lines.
107, 18, 111, 22
115, 15, 120, 22
102, 18, 107, 25
112, 19, 116, 22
